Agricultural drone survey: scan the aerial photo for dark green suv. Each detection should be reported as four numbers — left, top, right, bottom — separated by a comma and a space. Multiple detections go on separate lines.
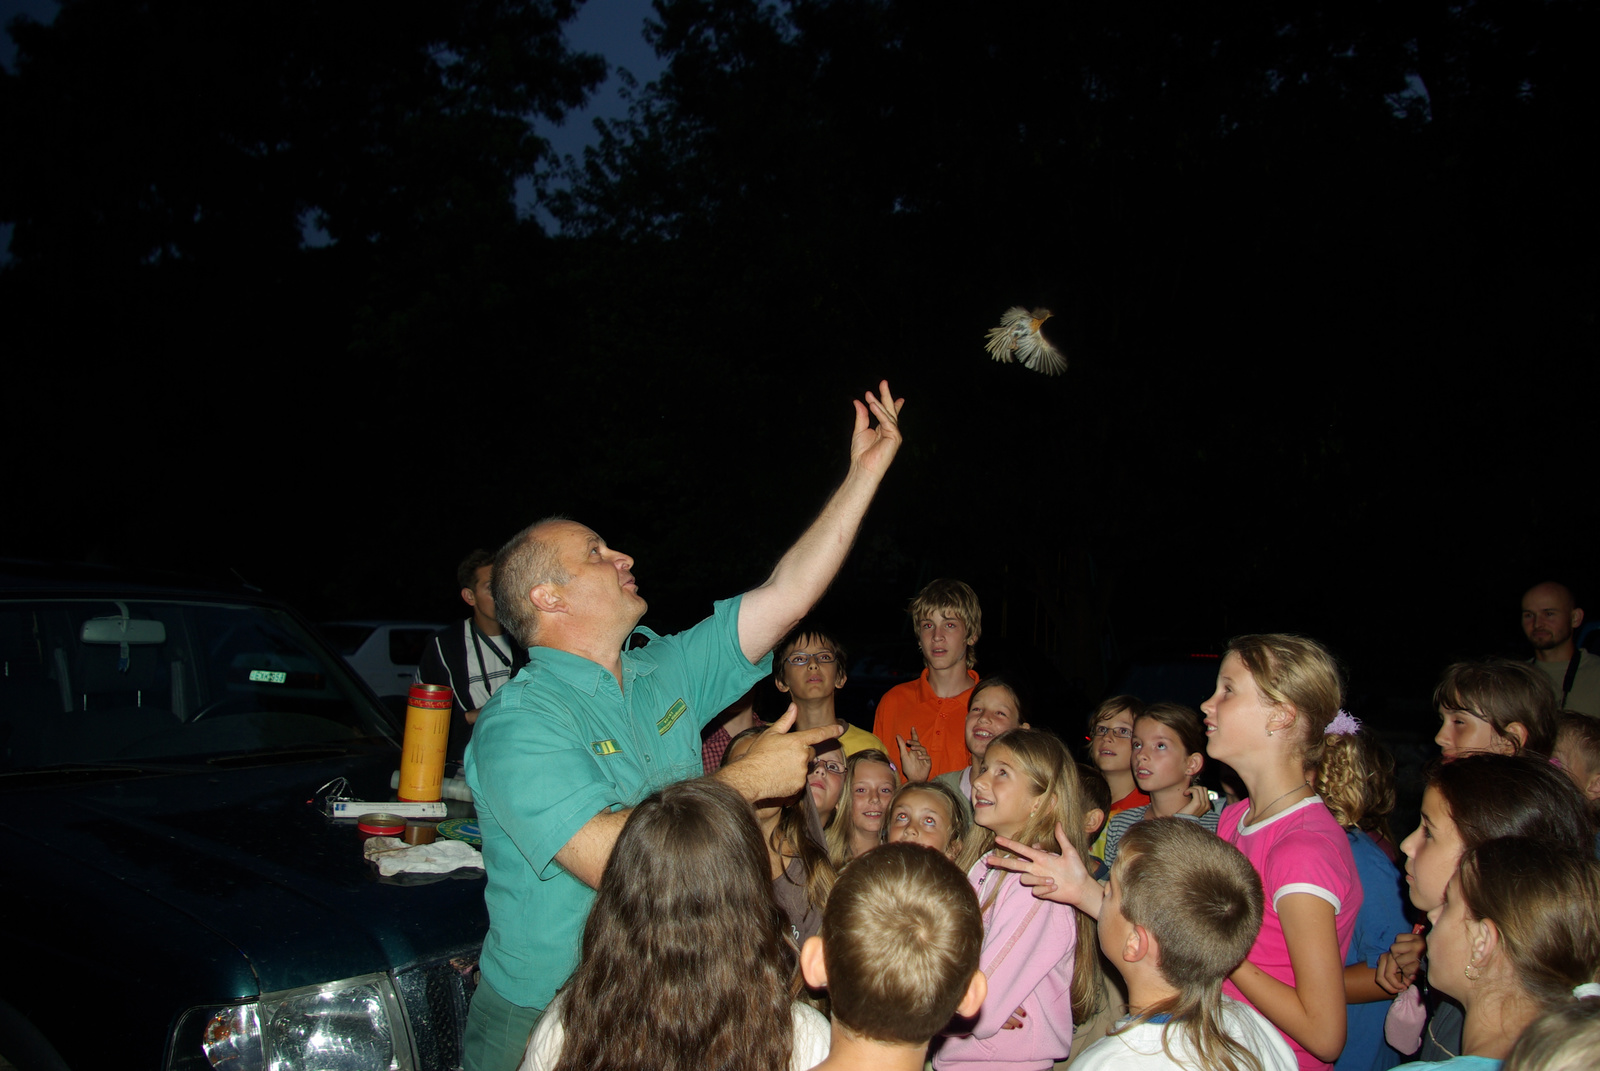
0, 564, 487, 1071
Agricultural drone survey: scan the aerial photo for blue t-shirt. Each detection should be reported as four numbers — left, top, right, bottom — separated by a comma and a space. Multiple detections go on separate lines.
1336, 828, 1413, 1071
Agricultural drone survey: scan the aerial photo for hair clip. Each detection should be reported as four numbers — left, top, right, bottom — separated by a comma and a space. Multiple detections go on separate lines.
1326, 710, 1362, 736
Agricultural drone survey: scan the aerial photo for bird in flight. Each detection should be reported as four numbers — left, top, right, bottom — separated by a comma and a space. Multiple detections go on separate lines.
984, 306, 1066, 375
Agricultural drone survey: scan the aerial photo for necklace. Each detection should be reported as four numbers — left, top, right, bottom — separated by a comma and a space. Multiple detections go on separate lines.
1248, 782, 1309, 825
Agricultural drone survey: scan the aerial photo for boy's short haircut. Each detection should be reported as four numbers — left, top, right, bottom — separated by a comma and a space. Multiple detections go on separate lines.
772, 620, 849, 684
907, 580, 982, 667
1077, 762, 1112, 834
821, 842, 982, 1044
1556, 712, 1600, 773
1115, 818, 1264, 986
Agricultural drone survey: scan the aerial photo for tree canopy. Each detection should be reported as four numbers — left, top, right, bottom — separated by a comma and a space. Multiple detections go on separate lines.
1, 0, 604, 271
2, 0, 1594, 709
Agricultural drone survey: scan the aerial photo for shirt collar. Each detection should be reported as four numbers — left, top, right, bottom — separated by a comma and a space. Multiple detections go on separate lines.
529, 631, 661, 696
915, 667, 981, 701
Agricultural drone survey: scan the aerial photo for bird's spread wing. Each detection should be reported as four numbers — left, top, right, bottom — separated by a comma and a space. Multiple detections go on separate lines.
983, 306, 1032, 363
985, 306, 1066, 375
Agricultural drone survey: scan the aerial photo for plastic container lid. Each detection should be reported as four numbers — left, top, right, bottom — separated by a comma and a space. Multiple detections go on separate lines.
357, 812, 408, 836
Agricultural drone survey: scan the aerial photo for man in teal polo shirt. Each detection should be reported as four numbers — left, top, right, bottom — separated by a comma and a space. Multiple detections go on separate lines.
463, 381, 905, 1071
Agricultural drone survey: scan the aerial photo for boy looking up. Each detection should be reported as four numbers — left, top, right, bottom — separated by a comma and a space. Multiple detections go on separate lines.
800, 842, 987, 1071
775, 621, 889, 759
1075, 818, 1296, 1071
873, 579, 982, 779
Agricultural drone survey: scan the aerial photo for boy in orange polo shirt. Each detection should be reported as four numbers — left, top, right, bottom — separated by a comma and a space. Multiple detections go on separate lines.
871, 579, 981, 779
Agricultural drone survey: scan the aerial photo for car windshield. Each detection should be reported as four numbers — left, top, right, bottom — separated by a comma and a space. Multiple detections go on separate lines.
317, 623, 377, 656
0, 598, 399, 771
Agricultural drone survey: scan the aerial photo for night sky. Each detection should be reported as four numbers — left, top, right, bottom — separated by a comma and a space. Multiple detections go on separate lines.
3, 0, 1593, 743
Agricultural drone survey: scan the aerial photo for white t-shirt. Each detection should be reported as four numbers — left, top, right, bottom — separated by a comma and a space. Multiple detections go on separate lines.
1068, 998, 1297, 1071
519, 993, 831, 1071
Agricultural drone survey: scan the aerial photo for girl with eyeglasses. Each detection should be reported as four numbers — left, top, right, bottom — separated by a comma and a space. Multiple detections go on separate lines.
725, 724, 841, 950
1086, 694, 1148, 861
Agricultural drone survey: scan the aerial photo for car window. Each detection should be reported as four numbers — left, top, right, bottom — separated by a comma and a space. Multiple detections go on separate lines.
317, 623, 377, 656
388, 628, 434, 665
0, 599, 398, 771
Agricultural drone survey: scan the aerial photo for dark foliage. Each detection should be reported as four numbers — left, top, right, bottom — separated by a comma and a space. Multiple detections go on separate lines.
2, 0, 1594, 718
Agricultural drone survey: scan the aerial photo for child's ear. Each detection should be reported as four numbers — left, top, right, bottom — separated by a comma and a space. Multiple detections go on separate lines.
1084, 808, 1106, 838
1471, 918, 1500, 972
1498, 722, 1528, 753
1184, 752, 1203, 778
774, 675, 791, 694
799, 935, 829, 990
956, 969, 988, 1019
1584, 770, 1600, 802
1124, 924, 1152, 964
1031, 793, 1055, 821
1267, 704, 1298, 736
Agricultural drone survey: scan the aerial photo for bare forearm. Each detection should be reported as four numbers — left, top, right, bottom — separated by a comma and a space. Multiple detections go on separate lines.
737, 465, 883, 661
1343, 962, 1392, 1004
553, 808, 632, 889
1231, 962, 1347, 1061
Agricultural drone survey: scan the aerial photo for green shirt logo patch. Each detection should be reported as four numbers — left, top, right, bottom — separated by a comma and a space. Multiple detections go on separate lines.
656, 698, 688, 736
590, 739, 621, 756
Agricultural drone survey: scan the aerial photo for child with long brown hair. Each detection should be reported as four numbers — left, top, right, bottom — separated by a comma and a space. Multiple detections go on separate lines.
726, 726, 839, 948
521, 778, 830, 1071
1102, 702, 1217, 867
1380, 754, 1592, 1062
1391, 837, 1600, 1069
1432, 660, 1559, 762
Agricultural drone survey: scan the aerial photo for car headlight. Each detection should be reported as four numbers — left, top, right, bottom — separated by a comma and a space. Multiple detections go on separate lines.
168, 973, 412, 1071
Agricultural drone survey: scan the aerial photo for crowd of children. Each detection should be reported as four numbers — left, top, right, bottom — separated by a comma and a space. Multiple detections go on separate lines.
518, 578, 1600, 1071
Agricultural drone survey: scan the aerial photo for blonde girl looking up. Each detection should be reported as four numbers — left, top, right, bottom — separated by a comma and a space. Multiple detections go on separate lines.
826, 749, 898, 867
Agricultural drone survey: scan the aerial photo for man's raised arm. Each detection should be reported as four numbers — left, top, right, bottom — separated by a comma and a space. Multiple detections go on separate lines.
736, 379, 904, 663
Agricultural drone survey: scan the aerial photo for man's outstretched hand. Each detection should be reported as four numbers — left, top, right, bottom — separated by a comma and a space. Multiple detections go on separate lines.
850, 380, 905, 481
713, 704, 844, 803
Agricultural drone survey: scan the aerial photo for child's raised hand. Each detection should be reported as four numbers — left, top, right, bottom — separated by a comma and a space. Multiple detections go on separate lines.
895, 727, 932, 783
987, 823, 1105, 918
1177, 785, 1212, 817
1387, 928, 1426, 984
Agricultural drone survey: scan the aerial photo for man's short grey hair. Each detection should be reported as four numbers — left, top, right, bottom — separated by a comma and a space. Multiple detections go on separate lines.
492, 516, 573, 646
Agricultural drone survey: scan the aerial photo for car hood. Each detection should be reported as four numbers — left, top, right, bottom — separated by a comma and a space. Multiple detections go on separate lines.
0, 744, 487, 999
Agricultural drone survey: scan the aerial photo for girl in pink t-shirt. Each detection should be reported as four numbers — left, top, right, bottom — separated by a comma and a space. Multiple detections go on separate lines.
1200, 634, 1361, 1071
983, 638, 1361, 1070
